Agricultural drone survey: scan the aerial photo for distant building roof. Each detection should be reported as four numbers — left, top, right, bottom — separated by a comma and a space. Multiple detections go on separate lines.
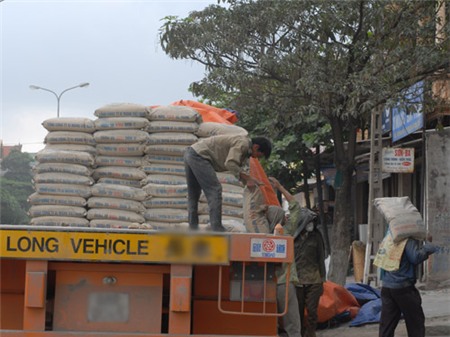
0, 142, 22, 159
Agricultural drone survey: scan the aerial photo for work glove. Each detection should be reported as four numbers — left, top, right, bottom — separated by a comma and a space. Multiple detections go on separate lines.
423, 243, 439, 254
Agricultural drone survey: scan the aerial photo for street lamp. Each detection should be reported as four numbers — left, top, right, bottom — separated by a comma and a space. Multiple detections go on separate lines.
29, 82, 90, 118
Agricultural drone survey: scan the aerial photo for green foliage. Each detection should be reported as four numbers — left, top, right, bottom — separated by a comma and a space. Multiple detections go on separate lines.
0, 180, 30, 224
0, 150, 34, 224
1, 150, 33, 182
159, 0, 449, 283
159, 0, 448, 184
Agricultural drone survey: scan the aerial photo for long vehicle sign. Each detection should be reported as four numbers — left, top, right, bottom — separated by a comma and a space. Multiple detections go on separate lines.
0, 228, 229, 265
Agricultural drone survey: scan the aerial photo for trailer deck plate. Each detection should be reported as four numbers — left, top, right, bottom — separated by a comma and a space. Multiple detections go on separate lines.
0, 228, 229, 264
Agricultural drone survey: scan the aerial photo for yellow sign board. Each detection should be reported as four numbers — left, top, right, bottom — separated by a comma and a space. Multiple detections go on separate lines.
0, 229, 229, 265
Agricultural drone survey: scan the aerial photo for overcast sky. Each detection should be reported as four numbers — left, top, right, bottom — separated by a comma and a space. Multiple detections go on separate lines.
1, 0, 217, 152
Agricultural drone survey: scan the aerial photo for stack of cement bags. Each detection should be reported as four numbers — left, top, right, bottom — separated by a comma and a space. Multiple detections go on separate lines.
29, 117, 96, 227
195, 122, 248, 231
88, 103, 149, 228
141, 105, 200, 229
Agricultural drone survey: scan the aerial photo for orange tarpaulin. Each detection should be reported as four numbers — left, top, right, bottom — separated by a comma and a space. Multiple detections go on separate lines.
250, 158, 280, 207
317, 281, 360, 323
172, 100, 238, 124
171, 100, 280, 207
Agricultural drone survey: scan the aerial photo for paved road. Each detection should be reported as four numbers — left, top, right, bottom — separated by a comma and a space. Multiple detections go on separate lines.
317, 288, 450, 337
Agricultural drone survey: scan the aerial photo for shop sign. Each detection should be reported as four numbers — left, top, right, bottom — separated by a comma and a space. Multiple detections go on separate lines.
382, 147, 415, 173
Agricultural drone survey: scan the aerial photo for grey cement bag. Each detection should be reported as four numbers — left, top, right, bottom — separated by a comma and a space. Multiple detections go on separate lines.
374, 196, 427, 242
94, 103, 150, 118
42, 117, 95, 133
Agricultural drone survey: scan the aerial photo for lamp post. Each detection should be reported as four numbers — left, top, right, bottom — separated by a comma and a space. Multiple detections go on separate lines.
29, 82, 90, 118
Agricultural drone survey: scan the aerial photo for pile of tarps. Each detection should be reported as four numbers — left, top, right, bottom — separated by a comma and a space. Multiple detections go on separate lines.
316, 281, 360, 328
316, 282, 381, 329
346, 283, 382, 327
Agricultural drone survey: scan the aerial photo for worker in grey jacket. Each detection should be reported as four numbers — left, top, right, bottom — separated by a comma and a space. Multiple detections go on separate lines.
184, 134, 271, 231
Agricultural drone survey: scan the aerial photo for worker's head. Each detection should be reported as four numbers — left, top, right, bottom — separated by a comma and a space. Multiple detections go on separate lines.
296, 208, 318, 233
251, 137, 272, 159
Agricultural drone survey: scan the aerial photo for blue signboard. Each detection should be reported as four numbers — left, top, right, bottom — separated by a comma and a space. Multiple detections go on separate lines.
392, 81, 424, 142
382, 107, 391, 134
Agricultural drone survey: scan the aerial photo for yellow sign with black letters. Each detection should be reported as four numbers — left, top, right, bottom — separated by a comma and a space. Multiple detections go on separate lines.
0, 229, 229, 265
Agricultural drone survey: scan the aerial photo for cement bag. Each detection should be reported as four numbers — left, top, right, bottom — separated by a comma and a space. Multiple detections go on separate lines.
28, 193, 87, 207
373, 232, 408, 271
88, 197, 145, 213
223, 219, 247, 233
144, 221, 189, 231
36, 150, 94, 167
147, 132, 198, 145
34, 183, 91, 198
142, 197, 188, 209
144, 144, 188, 157
373, 197, 427, 242
142, 183, 188, 197
94, 117, 150, 130
96, 156, 143, 167
93, 129, 148, 143
199, 214, 244, 225
198, 203, 243, 218
196, 122, 248, 138
145, 121, 199, 134
44, 144, 97, 155
145, 154, 185, 165
94, 103, 150, 118
28, 205, 87, 218
33, 163, 93, 176
97, 178, 142, 188
42, 117, 95, 133
143, 208, 188, 223
93, 166, 146, 181
141, 163, 186, 176
141, 174, 186, 186
44, 131, 95, 145
96, 143, 145, 156
243, 185, 270, 233
90, 219, 150, 229
87, 208, 145, 223
91, 183, 147, 201
222, 183, 244, 195
217, 171, 242, 186
147, 105, 200, 122
33, 173, 94, 186
200, 191, 243, 207
30, 216, 90, 227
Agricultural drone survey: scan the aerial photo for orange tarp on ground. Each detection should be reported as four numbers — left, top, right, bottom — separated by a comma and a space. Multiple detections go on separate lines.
317, 281, 360, 323
171, 100, 280, 207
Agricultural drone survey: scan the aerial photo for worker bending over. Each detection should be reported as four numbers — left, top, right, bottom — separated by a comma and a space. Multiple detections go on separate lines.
184, 134, 272, 232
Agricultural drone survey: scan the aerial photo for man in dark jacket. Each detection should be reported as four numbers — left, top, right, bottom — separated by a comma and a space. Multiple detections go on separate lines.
294, 214, 326, 337
379, 237, 438, 337
184, 134, 271, 231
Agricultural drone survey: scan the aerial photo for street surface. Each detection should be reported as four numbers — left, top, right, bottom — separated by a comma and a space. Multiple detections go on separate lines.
317, 287, 450, 337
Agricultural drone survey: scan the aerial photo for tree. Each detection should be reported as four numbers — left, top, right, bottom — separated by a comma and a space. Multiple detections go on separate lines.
1, 150, 33, 182
160, 0, 449, 284
0, 150, 34, 224
0, 187, 28, 224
